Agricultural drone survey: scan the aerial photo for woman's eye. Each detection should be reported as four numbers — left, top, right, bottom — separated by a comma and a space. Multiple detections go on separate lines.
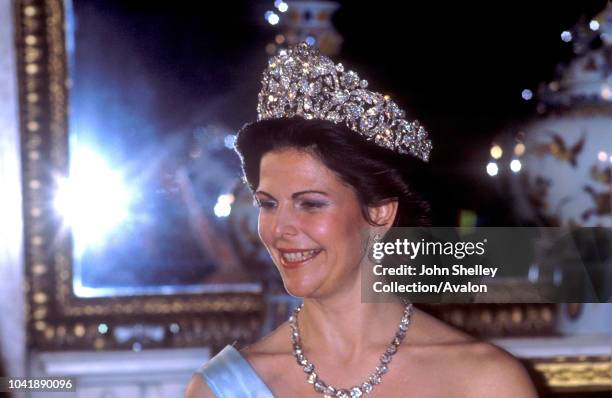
300, 201, 326, 209
256, 201, 276, 209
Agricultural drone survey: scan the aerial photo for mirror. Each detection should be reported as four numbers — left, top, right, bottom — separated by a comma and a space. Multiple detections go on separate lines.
17, 0, 266, 350
63, 0, 271, 298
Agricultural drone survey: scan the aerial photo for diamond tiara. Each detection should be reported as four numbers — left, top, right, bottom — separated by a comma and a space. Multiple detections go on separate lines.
256, 42, 432, 162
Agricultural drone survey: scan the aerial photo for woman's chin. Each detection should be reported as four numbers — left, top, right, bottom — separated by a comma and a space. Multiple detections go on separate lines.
281, 278, 320, 298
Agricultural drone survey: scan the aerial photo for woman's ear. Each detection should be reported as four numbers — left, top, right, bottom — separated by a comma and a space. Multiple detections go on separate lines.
368, 200, 398, 227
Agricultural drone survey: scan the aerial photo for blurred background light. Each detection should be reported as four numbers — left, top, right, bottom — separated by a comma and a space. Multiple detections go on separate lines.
98, 323, 109, 334
486, 161, 499, 177
601, 83, 611, 100
513, 142, 525, 157
224, 134, 236, 149
265, 10, 280, 25
521, 88, 533, 100
528, 264, 540, 283
305, 35, 316, 46
275, 1, 288, 13
548, 81, 560, 91
560, 30, 573, 42
490, 144, 503, 159
169, 323, 180, 334
265, 43, 277, 55
214, 193, 235, 217
597, 151, 607, 162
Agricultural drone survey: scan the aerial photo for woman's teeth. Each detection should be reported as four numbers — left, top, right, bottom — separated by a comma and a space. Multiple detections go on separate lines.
281, 250, 319, 263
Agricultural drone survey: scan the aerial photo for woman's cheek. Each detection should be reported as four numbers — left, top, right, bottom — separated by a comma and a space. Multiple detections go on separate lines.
305, 212, 335, 233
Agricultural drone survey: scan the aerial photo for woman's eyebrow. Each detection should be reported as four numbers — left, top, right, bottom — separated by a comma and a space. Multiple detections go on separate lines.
291, 190, 329, 198
254, 190, 275, 199
254, 190, 329, 199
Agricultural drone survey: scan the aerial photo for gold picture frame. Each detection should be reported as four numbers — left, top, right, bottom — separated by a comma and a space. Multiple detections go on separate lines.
15, 0, 264, 352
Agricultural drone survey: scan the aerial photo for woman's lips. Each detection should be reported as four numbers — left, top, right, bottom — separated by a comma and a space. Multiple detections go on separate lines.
278, 249, 322, 269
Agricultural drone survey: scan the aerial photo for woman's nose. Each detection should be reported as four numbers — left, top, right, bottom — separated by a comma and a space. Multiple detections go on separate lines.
272, 206, 298, 238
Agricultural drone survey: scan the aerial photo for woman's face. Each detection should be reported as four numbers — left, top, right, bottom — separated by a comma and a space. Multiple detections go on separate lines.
255, 148, 371, 298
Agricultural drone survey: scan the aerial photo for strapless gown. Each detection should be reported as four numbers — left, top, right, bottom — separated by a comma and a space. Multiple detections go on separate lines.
195, 344, 275, 398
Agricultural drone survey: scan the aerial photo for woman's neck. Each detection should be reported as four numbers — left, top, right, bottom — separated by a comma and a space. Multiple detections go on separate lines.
297, 294, 406, 362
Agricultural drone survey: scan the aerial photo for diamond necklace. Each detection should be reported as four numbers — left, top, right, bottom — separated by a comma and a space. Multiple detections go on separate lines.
289, 301, 413, 398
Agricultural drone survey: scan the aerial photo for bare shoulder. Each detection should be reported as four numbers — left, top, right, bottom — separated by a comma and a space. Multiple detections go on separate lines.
409, 307, 477, 345
184, 374, 215, 398
241, 320, 291, 356
458, 342, 538, 397
239, 320, 293, 380
406, 308, 537, 397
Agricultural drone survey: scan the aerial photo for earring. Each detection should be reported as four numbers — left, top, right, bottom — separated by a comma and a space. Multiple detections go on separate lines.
368, 233, 383, 263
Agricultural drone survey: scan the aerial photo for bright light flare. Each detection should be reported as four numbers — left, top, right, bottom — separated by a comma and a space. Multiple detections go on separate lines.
265, 10, 280, 25
510, 159, 522, 173
276, 1, 288, 12
54, 147, 132, 255
214, 193, 235, 217
224, 134, 236, 149
597, 151, 607, 162
486, 161, 498, 177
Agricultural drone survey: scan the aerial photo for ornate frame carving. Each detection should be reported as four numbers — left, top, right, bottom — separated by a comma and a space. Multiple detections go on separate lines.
15, 0, 264, 351
530, 356, 612, 393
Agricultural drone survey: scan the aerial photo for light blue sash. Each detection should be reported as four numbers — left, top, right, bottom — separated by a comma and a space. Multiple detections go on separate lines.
195, 344, 275, 398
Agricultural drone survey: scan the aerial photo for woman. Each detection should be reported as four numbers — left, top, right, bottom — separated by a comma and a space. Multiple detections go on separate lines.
186, 43, 537, 397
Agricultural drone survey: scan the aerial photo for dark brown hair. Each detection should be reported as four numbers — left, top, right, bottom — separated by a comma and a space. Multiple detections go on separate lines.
234, 117, 431, 227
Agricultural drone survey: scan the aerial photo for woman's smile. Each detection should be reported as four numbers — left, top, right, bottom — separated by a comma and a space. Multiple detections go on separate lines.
277, 248, 323, 269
